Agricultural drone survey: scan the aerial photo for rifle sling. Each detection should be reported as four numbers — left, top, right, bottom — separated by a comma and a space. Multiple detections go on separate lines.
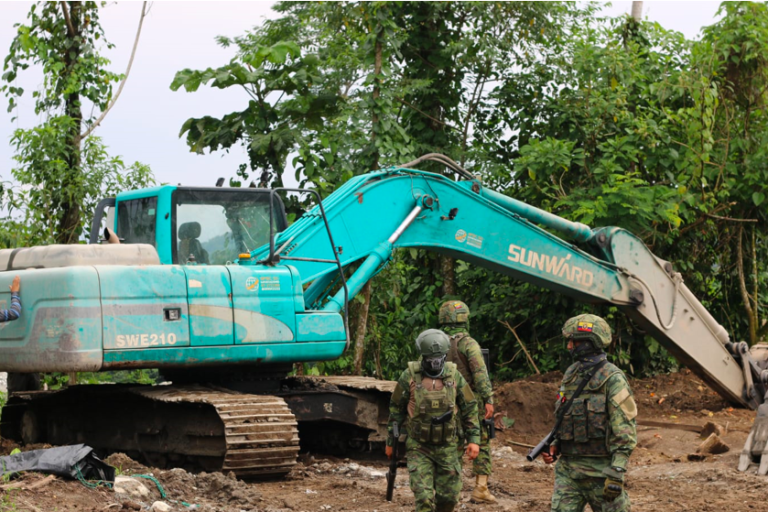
551, 360, 607, 437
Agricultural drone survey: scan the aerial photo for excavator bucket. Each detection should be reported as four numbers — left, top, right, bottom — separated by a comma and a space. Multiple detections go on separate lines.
738, 343, 768, 475
739, 405, 768, 475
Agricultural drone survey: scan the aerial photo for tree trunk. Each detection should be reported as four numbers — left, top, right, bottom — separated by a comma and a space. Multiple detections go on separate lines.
351, 23, 385, 375
353, 281, 373, 375
752, 226, 762, 342
371, 31, 382, 171
58, 1, 83, 245
631, 1, 643, 21
737, 225, 757, 344
441, 256, 456, 296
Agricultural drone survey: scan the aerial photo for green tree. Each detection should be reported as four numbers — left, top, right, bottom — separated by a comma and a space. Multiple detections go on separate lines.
478, 3, 768, 378
172, 1, 582, 377
1, 2, 152, 245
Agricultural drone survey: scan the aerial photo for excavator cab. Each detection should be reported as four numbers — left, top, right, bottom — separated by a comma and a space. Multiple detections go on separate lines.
89, 185, 288, 265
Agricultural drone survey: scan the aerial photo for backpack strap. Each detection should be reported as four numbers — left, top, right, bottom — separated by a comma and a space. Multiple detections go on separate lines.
408, 361, 422, 386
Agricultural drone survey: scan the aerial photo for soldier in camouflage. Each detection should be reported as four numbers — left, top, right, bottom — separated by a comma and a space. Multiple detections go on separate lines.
542, 314, 637, 512
387, 329, 481, 512
437, 300, 496, 503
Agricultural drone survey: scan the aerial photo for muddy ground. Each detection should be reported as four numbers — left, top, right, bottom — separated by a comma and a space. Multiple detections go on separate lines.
0, 370, 765, 512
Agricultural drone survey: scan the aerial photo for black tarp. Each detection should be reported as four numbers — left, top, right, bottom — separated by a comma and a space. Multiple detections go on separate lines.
0, 444, 115, 481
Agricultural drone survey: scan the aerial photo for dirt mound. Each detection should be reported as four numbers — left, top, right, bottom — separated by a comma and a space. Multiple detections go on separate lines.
494, 374, 559, 439
632, 369, 730, 413
104, 453, 148, 474
493, 368, 733, 446
158, 468, 261, 509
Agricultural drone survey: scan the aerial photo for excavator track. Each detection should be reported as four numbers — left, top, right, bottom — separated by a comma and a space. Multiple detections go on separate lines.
1, 385, 299, 478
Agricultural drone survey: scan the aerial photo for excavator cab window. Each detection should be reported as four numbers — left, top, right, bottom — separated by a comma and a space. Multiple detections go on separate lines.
117, 197, 158, 246
172, 188, 287, 265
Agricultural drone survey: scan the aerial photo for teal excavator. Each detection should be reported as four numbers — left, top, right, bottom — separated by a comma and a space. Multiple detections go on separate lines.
0, 154, 766, 476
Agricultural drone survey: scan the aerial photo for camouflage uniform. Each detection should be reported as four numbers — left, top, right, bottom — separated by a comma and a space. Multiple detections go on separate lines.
550, 315, 637, 512
388, 330, 480, 512
438, 301, 494, 478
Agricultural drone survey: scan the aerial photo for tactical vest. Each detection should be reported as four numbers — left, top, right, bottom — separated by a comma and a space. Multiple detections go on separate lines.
407, 361, 459, 445
557, 361, 623, 457
447, 333, 473, 387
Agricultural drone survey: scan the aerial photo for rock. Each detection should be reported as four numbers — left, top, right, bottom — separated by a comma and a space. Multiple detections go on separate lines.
121, 502, 141, 511
114, 476, 151, 498
696, 433, 730, 455
151, 502, 172, 512
699, 421, 725, 439
687, 453, 708, 462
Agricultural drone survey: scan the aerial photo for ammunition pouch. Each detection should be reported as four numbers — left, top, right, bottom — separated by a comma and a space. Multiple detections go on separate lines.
559, 394, 610, 457
410, 419, 457, 445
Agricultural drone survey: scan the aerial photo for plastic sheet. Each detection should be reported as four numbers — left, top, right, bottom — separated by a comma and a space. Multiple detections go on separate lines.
0, 444, 115, 481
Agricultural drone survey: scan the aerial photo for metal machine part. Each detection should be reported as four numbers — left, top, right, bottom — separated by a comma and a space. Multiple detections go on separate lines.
1, 386, 300, 478
0, 154, 767, 474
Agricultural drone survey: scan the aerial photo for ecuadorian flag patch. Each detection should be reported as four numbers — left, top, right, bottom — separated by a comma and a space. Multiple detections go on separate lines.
577, 321, 594, 332
557, 391, 567, 403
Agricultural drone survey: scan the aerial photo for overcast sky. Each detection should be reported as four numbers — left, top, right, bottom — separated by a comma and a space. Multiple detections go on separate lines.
0, 1, 723, 191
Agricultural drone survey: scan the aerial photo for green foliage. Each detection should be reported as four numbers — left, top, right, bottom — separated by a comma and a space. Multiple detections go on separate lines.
41, 370, 160, 389
2, 2, 119, 119
0, 117, 154, 247
176, 2, 768, 381
1, 2, 153, 245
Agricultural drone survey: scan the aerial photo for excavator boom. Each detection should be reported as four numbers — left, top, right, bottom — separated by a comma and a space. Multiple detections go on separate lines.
1, 154, 766, 474
249, 166, 751, 408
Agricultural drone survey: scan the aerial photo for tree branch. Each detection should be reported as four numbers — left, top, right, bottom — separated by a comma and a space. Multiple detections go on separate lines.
395, 96, 461, 133
81, 1, 147, 139
61, 2, 75, 36
703, 213, 758, 223
499, 320, 539, 374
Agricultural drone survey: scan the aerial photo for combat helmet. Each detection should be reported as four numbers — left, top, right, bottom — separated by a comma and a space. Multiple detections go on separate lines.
416, 329, 451, 377
438, 300, 470, 326
561, 314, 612, 352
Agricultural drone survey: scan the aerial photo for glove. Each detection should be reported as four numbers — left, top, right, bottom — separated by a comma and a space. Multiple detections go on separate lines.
385, 445, 394, 459
603, 478, 623, 501
602, 466, 625, 501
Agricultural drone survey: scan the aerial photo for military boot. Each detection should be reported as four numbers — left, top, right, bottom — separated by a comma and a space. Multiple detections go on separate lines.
471, 475, 497, 503
434, 502, 456, 512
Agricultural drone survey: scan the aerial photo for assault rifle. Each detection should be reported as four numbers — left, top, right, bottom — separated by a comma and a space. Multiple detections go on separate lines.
385, 422, 400, 502
527, 427, 557, 462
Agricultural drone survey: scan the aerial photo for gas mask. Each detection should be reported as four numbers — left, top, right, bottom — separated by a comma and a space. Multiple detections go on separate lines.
422, 354, 447, 378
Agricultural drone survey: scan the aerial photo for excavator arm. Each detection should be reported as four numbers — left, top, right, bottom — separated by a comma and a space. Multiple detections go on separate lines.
250, 154, 768, 474
249, 158, 762, 411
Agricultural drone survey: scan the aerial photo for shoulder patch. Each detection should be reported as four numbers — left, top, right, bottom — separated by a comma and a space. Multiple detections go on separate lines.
611, 387, 638, 420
